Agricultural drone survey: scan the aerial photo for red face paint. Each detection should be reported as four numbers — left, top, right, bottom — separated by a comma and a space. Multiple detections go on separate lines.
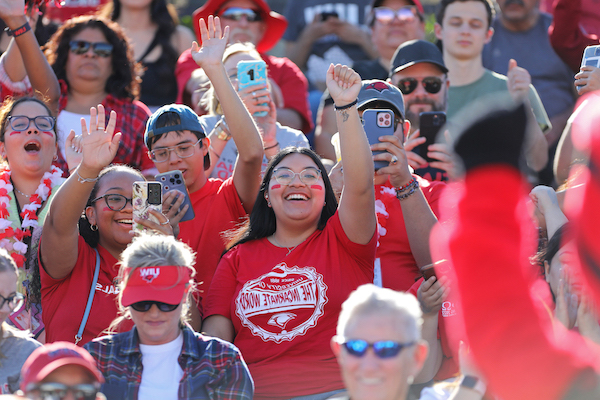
310, 185, 323, 190
271, 184, 282, 189
42, 131, 54, 137
8, 131, 20, 136
103, 207, 112, 212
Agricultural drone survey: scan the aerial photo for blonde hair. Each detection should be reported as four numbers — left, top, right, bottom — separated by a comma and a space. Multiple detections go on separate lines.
0, 248, 22, 361
106, 233, 197, 333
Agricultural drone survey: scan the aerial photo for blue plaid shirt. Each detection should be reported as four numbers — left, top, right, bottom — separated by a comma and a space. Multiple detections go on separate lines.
84, 325, 253, 400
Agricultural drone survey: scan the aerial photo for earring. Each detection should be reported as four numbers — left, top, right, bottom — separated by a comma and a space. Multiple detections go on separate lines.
53, 154, 58, 161
90, 224, 98, 231
265, 194, 271, 207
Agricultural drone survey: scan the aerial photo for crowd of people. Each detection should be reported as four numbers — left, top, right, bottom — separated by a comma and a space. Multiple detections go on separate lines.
0, 0, 599, 399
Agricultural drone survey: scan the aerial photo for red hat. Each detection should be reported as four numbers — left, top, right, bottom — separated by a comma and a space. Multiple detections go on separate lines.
20, 342, 104, 392
121, 265, 191, 307
192, 0, 288, 53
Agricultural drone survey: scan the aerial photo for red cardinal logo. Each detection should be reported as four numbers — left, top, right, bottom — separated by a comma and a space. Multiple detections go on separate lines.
139, 267, 160, 283
365, 81, 390, 92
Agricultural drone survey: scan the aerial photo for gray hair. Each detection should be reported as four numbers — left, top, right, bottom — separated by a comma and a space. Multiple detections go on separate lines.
337, 284, 423, 340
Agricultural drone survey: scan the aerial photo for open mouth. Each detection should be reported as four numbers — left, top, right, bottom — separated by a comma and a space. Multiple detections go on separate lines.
116, 219, 133, 225
285, 193, 309, 201
24, 141, 41, 152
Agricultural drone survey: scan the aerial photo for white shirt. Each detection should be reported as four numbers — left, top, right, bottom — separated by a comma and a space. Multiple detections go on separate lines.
138, 333, 184, 400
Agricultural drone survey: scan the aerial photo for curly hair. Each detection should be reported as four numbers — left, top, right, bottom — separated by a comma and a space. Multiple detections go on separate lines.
43, 15, 143, 100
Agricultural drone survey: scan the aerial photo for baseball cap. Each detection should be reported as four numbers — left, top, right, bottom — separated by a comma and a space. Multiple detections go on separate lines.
120, 265, 192, 307
357, 80, 405, 120
20, 342, 104, 392
192, 0, 288, 53
145, 104, 205, 148
371, 0, 424, 14
390, 39, 448, 77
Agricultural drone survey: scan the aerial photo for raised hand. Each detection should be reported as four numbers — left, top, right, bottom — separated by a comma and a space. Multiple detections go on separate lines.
65, 129, 83, 174
191, 15, 229, 71
326, 64, 361, 107
79, 105, 121, 172
507, 59, 531, 102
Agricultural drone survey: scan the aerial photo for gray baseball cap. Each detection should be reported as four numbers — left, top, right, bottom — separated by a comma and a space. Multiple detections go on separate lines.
357, 80, 405, 120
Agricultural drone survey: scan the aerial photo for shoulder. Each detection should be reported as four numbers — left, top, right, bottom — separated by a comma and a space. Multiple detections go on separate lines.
183, 327, 242, 361
84, 330, 133, 356
172, 25, 195, 54
2, 325, 41, 352
276, 124, 309, 147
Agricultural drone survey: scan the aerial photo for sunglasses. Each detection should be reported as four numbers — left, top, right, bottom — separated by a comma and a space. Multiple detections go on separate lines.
26, 382, 99, 400
397, 77, 444, 95
91, 193, 133, 211
69, 40, 114, 57
340, 338, 415, 358
0, 292, 24, 311
220, 7, 262, 22
130, 300, 180, 312
8, 115, 55, 132
373, 6, 418, 24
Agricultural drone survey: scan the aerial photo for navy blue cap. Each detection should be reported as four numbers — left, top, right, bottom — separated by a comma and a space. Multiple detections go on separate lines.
357, 80, 405, 120
145, 104, 205, 148
390, 40, 448, 77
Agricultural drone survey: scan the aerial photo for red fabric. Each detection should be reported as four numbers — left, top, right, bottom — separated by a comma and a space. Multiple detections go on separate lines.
375, 176, 444, 291
45, 0, 109, 22
408, 277, 459, 381
177, 177, 247, 317
433, 166, 600, 400
205, 212, 376, 399
54, 80, 154, 174
175, 50, 313, 133
40, 236, 133, 345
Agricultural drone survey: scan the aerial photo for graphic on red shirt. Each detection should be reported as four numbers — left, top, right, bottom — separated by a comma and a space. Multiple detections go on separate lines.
235, 263, 328, 343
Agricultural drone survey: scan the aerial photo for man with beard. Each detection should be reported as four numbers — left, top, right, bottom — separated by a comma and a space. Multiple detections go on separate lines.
388, 40, 452, 182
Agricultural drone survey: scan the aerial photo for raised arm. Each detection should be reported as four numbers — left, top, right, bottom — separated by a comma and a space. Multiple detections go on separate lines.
191, 16, 263, 213
40, 105, 121, 279
0, 0, 59, 113
327, 64, 375, 244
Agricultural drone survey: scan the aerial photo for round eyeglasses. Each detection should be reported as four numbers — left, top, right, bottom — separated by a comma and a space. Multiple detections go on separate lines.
8, 115, 55, 132
0, 292, 24, 311
91, 193, 133, 211
271, 167, 322, 186
150, 138, 203, 163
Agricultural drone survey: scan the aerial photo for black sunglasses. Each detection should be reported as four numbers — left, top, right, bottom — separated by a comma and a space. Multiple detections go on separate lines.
130, 300, 180, 312
26, 382, 99, 400
340, 338, 415, 358
220, 7, 262, 22
397, 77, 443, 95
69, 40, 114, 57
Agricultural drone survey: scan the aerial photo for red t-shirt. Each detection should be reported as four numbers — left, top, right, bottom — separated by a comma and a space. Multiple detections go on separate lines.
177, 178, 246, 316
205, 212, 376, 399
375, 176, 445, 291
40, 236, 133, 345
175, 50, 313, 133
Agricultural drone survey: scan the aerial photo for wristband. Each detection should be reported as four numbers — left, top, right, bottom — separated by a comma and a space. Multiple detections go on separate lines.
264, 142, 279, 151
75, 169, 99, 184
334, 99, 358, 111
5, 21, 31, 37
214, 118, 231, 141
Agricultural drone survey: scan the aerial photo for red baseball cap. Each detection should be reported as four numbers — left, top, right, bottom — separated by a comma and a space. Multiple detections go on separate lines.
20, 342, 104, 392
121, 265, 192, 307
192, 0, 288, 53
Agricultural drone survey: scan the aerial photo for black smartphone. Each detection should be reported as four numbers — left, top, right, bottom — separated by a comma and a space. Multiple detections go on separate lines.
363, 109, 396, 171
417, 112, 446, 164
156, 170, 195, 222
320, 11, 339, 21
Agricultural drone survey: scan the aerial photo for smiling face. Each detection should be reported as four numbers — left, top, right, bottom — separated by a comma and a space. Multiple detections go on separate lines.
65, 27, 113, 86
266, 153, 326, 230
0, 269, 17, 326
129, 300, 183, 345
0, 100, 57, 178
371, 0, 425, 59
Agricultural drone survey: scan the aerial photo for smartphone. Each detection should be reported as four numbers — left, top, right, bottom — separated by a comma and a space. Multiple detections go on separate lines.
237, 60, 268, 117
422, 266, 436, 280
417, 112, 446, 163
320, 11, 339, 21
421, 259, 449, 281
578, 45, 600, 92
156, 170, 195, 222
362, 109, 396, 171
132, 181, 162, 233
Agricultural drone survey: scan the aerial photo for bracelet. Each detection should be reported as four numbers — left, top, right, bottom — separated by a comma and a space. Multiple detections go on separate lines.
215, 118, 231, 141
5, 21, 31, 37
68, 166, 78, 173
75, 169, 99, 184
395, 179, 419, 201
264, 142, 279, 151
334, 99, 358, 111
209, 145, 221, 158
395, 177, 417, 192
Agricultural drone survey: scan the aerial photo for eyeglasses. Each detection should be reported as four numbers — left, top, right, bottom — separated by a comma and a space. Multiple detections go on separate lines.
220, 7, 263, 22
91, 193, 133, 211
340, 338, 416, 359
397, 77, 444, 95
150, 138, 203, 163
271, 167, 322, 186
373, 6, 418, 24
69, 40, 114, 57
26, 382, 99, 400
0, 292, 24, 311
130, 300, 180, 312
8, 115, 55, 132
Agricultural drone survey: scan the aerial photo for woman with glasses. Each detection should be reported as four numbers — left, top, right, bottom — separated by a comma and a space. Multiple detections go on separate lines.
83, 233, 253, 400
42, 15, 155, 177
0, 247, 41, 394
39, 105, 174, 346
203, 64, 377, 399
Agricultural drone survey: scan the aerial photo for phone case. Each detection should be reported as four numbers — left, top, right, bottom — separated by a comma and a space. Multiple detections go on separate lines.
237, 60, 268, 117
362, 109, 396, 170
581, 45, 600, 69
132, 181, 162, 232
418, 112, 446, 163
156, 170, 195, 223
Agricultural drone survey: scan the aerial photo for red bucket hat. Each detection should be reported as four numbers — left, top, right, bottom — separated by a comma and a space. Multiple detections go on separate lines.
192, 0, 288, 53
121, 265, 192, 307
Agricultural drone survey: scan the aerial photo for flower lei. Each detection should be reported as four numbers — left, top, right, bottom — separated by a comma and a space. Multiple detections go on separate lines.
0, 165, 63, 268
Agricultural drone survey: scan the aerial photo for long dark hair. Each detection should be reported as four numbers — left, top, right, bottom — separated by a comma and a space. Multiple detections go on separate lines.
226, 147, 338, 251
43, 15, 142, 100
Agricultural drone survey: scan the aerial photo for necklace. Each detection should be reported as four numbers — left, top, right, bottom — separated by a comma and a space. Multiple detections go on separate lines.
13, 187, 30, 199
271, 235, 299, 256
0, 165, 63, 268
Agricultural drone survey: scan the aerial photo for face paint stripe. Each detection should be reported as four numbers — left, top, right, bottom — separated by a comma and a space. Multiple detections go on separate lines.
271, 184, 282, 189
310, 185, 323, 190
103, 207, 111, 212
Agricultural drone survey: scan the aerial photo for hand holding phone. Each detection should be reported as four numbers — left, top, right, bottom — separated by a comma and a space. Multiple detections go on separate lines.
238, 60, 268, 117
132, 181, 162, 233
362, 109, 396, 171
416, 112, 446, 163
156, 170, 195, 223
